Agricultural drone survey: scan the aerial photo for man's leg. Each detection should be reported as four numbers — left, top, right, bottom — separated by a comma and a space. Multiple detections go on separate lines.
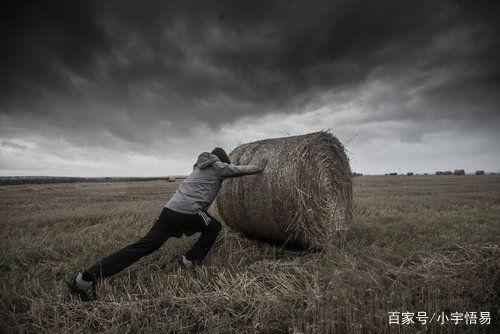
184, 212, 222, 264
83, 228, 167, 280
67, 208, 183, 300
83, 210, 178, 280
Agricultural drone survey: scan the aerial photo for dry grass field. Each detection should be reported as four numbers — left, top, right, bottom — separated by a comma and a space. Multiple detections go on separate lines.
1, 175, 499, 333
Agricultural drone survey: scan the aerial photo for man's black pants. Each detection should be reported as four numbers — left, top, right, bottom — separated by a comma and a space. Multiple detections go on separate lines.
84, 207, 222, 280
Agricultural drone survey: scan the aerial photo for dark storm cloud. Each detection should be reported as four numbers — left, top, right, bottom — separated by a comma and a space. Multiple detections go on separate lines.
1, 1, 109, 109
1, 0, 500, 153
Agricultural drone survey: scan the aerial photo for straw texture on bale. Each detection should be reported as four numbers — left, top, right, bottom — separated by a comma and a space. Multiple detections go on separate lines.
216, 132, 353, 249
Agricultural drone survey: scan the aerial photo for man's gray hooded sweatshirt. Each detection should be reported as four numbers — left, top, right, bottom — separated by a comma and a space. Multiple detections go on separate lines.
165, 152, 263, 214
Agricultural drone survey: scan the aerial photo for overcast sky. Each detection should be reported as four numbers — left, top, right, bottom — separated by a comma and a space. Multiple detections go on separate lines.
1, 0, 499, 176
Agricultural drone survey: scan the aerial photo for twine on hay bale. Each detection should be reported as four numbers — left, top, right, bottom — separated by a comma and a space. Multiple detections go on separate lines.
216, 131, 353, 249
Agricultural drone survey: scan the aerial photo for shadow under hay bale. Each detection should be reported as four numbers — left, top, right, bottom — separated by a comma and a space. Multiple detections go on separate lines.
236, 231, 320, 252
217, 131, 353, 249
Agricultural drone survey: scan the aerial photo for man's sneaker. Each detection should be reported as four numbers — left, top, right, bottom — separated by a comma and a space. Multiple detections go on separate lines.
66, 272, 96, 301
182, 255, 195, 268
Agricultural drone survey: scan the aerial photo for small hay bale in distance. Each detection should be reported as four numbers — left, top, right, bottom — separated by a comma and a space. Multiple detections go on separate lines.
407, 172, 414, 176
217, 132, 353, 249
167, 176, 176, 182
453, 169, 465, 176
389, 172, 397, 176
475, 170, 485, 175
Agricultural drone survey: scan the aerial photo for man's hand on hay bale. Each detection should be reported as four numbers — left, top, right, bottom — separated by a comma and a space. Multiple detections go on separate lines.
256, 158, 269, 169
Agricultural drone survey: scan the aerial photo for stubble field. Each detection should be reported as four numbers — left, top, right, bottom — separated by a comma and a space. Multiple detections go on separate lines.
0, 175, 499, 333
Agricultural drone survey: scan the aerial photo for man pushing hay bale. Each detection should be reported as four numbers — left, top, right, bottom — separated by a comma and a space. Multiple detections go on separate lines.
217, 131, 353, 249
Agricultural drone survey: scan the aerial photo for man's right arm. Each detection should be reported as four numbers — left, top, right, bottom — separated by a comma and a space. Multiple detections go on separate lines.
215, 162, 264, 179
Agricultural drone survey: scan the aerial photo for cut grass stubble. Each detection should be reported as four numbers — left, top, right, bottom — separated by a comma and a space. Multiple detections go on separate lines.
0, 176, 499, 333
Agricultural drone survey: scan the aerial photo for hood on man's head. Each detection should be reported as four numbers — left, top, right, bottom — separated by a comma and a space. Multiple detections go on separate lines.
211, 147, 230, 164
196, 152, 218, 169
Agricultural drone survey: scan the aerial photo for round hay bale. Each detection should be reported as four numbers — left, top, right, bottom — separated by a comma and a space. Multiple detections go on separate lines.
475, 170, 485, 175
216, 131, 352, 249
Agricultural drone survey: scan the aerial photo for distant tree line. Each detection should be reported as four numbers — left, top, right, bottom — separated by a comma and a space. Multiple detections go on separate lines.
383, 170, 496, 176
0, 176, 186, 186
